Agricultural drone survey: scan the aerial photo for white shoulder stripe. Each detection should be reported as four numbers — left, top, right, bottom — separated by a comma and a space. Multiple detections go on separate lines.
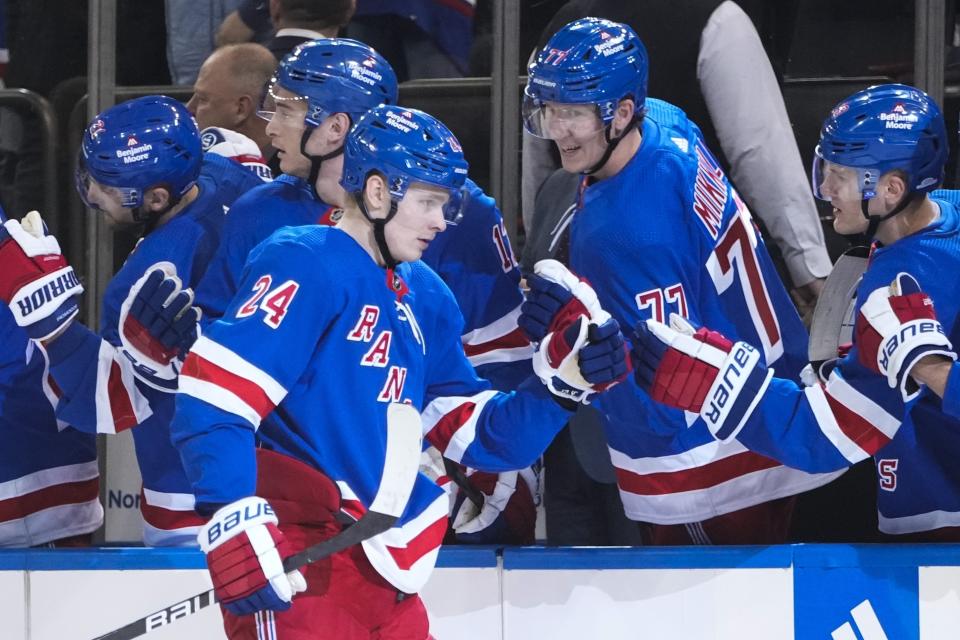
191, 336, 286, 404
179, 376, 263, 429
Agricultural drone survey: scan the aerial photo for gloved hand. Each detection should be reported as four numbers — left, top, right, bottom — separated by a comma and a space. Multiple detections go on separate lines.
521, 260, 628, 405
0, 210, 83, 340
119, 263, 200, 387
450, 469, 536, 545
533, 316, 631, 405
519, 259, 607, 342
201, 126, 272, 181
631, 313, 772, 441
199, 496, 307, 617
855, 272, 955, 401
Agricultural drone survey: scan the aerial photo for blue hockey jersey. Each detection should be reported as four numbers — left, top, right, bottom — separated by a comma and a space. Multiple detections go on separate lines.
42, 153, 263, 546
195, 174, 339, 322
172, 225, 569, 592
420, 180, 532, 390
0, 307, 101, 546
733, 193, 960, 535
197, 177, 532, 390
570, 99, 840, 524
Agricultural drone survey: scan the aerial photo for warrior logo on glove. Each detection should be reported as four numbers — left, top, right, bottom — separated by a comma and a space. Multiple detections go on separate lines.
0, 210, 83, 341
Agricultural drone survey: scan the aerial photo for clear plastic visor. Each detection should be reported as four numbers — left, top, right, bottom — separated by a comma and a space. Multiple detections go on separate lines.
441, 185, 471, 225
811, 156, 878, 202
522, 95, 604, 140
256, 79, 311, 128
75, 153, 141, 210
394, 182, 470, 226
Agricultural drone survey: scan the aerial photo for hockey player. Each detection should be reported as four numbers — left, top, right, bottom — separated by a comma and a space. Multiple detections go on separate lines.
170, 104, 627, 636
0, 95, 264, 546
191, 38, 538, 544
632, 84, 960, 539
521, 18, 833, 544
0, 301, 102, 547
519, 17, 841, 544
194, 38, 398, 323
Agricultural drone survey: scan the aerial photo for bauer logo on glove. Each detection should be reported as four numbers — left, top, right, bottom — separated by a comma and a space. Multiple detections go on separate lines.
856, 272, 955, 401
632, 313, 772, 441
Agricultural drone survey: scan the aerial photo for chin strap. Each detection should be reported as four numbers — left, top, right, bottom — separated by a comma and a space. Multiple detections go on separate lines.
353, 190, 400, 269
583, 116, 639, 176
858, 191, 919, 240
300, 127, 345, 201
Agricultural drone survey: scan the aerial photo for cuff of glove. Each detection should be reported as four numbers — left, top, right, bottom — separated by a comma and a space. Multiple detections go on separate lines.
701, 342, 773, 442
199, 496, 278, 552
44, 320, 96, 366
897, 346, 957, 402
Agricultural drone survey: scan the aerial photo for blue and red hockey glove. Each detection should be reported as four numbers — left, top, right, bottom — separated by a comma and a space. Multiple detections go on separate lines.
0, 210, 83, 341
855, 272, 955, 401
521, 260, 630, 405
118, 263, 200, 388
199, 496, 307, 616
631, 314, 772, 441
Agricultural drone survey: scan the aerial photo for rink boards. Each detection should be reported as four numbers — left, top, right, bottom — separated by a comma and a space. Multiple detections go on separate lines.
1, 544, 959, 639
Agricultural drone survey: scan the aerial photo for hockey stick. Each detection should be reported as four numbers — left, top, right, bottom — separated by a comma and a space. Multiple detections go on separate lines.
91, 403, 423, 640
808, 246, 869, 363
442, 456, 486, 509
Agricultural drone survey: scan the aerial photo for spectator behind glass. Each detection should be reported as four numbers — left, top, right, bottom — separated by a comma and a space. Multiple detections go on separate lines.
524, 0, 831, 319
165, 0, 245, 85
216, 0, 275, 47
265, 0, 355, 61
345, 0, 474, 81
187, 43, 278, 157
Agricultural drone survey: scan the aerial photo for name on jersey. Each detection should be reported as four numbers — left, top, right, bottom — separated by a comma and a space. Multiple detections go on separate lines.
693, 139, 727, 240
116, 142, 154, 164
347, 304, 413, 403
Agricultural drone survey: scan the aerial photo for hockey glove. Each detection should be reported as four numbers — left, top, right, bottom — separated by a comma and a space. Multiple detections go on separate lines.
201, 126, 273, 181
533, 316, 631, 405
631, 314, 772, 441
519, 259, 608, 342
0, 210, 83, 340
199, 496, 307, 617
855, 272, 955, 401
119, 263, 200, 387
451, 469, 537, 545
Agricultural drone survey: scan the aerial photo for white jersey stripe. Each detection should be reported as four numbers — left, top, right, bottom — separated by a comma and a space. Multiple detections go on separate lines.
191, 336, 287, 404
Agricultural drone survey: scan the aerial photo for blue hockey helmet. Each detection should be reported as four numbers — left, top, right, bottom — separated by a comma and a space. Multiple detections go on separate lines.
812, 83, 948, 202
259, 38, 398, 127
341, 104, 469, 222
523, 17, 648, 139
77, 95, 202, 211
